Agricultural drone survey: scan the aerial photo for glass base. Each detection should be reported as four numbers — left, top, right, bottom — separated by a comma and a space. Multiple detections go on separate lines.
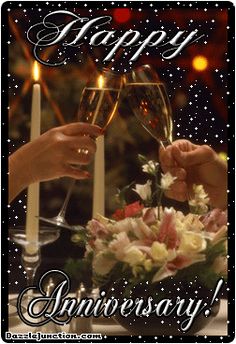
8, 294, 30, 317
38, 216, 85, 232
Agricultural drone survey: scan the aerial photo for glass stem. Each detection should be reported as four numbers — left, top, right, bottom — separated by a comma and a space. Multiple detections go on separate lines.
57, 179, 76, 219
158, 139, 170, 220
160, 139, 171, 149
22, 248, 41, 299
26, 265, 37, 288
160, 138, 191, 208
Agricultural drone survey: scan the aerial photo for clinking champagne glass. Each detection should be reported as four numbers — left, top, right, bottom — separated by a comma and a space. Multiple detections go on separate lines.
123, 64, 173, 147
123, 65, 173, 219
123, 65, 192, 207
77, 69, 122, 130
39, 69, 122, 230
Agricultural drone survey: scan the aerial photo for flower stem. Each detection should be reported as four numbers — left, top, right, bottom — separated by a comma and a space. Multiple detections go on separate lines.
157, 190, 163, 220
154, 169, 160, 206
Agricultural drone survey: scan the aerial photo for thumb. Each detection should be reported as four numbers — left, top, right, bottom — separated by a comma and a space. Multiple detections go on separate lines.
63, 166, 91, 180
172, 145, 215, 168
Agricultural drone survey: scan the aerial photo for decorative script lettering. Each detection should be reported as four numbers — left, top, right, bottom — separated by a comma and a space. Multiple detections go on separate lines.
17, 270, 224, 333
27, 10, 204, 66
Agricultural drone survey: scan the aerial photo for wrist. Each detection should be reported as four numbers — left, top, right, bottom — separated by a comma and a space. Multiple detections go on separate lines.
212, 156, 228, 210
8, 148, 34, 202
218, 158, 227, 210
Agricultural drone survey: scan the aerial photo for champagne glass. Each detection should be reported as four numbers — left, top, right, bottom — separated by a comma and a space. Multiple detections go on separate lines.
123, 65, 192, 209
123, 64, 173, 147
38, 178, 79, 231
77, 69, 121, 130
39, 69, 122, 230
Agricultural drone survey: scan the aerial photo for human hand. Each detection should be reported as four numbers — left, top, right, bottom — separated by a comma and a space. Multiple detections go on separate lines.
159, 139, 227, 210
9, 122, 102, 202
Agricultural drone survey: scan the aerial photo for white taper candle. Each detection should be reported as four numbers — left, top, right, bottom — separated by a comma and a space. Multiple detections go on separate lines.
25, 62, 41, 254
93, 135, 105, 218
92, 75, 105, 218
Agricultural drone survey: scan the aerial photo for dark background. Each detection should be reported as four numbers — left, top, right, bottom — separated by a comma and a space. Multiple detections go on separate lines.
5, 2, 230, 292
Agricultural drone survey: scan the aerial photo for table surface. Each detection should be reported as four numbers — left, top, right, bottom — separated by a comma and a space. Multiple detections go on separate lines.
8, 298, 227, 337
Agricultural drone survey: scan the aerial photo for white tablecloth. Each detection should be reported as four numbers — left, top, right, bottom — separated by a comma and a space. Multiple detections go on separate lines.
8, 299, 227, 336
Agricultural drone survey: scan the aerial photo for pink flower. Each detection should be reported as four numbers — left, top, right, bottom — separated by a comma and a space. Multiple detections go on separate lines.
167, 253, 205, 271
167, 255, 192, 270
130, 240, 152, 256
133, 218, 156, 240
201, 209, 227, 233
152, 265, 177, 283
142, 208, 157, 225
157, 209, 179, 249
88, 219, 108, 238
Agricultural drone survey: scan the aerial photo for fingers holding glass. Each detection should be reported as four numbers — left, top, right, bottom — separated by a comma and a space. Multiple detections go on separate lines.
164, 180, 188, 202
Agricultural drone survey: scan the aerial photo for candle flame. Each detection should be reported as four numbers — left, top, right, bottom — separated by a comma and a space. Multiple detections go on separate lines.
98, 75, 104, 89
33, 61, 40, 82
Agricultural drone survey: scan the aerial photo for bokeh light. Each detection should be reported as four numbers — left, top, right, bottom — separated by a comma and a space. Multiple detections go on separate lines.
192, 55, 208, 72
113, 8, 131, 23
218, 152, 227, 161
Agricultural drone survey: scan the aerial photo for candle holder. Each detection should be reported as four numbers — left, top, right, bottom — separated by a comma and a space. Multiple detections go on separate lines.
8, 226, 60, 317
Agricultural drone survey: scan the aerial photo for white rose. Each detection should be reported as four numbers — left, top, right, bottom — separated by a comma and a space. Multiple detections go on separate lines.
94, 238, 106, 251
175, 219, 185, 233
93, 253, 116, 276
123, 247, 145, 266
93, 214, 110, 224
109, 232, 130, 260
143, 259, 153, 271
178, 231, 207, 254
111, 218, 137, 234
183, 213, 204, 232
212, 226, 227, 245
151, 242, 169, 263
132, 180, 152, 201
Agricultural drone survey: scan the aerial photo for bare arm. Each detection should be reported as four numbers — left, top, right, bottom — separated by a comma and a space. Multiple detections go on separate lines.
9, 122, 102, 203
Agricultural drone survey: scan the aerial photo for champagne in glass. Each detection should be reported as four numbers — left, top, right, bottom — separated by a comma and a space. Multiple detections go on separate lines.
78, 72, 121, 130
39, 70, 121, 230
78, 70, 122, 217
123, 65, 173, 147
123, 65, 192, 208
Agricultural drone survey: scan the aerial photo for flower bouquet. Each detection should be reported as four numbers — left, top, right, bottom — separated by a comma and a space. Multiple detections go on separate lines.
87, 156, 227, 288
70, 155, 227, 334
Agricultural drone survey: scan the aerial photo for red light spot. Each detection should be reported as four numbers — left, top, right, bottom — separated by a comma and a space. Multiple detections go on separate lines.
150, 118, 159, 128
113, 8, 131, 23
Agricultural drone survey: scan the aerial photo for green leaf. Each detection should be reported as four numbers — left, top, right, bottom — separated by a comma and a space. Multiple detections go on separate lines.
71, 229, 89, 247
64, 257, 93, 289
115, 181, 135, 206
138, 154, 148, 164
206, 239, 227, 264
